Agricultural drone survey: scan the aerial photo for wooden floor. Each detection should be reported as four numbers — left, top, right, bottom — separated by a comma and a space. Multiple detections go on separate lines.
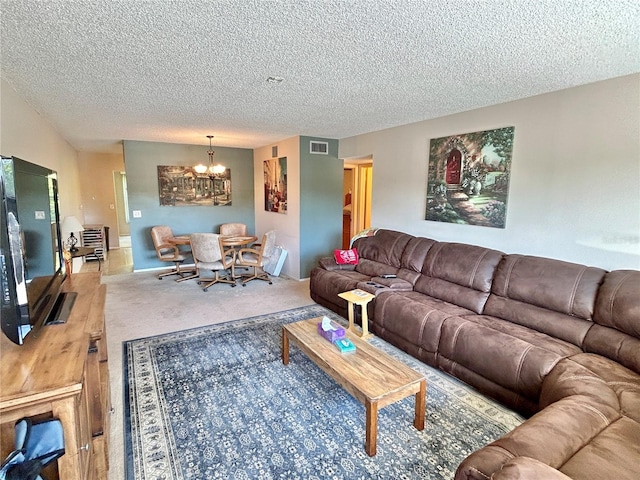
79, 243, 133, 276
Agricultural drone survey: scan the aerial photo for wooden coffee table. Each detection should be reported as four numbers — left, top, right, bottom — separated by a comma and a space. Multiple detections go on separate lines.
282, 318, 426, 456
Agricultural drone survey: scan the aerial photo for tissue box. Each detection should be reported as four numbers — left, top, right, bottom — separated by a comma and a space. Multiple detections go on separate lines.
334, 338, 356, 354
317, 320, 346, 343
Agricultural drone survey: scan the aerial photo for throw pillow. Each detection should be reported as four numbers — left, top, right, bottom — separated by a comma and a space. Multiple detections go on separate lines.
334, 248, 359, 265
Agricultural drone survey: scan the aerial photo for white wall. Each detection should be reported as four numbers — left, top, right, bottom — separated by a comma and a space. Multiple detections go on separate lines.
254, 136, 301, 279
0, 79, 83, 220
339, 74, 640, 271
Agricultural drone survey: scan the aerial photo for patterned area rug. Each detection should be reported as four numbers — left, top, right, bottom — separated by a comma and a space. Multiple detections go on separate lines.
124, 305, 523, 479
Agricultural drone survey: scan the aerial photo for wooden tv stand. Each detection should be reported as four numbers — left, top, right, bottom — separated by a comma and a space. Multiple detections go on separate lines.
0, 272, 110, 479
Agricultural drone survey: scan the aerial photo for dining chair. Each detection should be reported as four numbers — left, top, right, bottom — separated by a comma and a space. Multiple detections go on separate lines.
190, 233, 237, 291
219, 223, 248, 236
150, 225, 188, 279
235, 230, 277, 286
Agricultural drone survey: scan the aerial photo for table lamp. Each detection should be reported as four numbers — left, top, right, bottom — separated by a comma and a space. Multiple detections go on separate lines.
60, 216, 84, 252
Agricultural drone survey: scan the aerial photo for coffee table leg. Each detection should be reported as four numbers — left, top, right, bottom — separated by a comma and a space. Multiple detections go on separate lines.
414, 379, 426, 430
365, 399, 378, 456
282, 328, 289, 365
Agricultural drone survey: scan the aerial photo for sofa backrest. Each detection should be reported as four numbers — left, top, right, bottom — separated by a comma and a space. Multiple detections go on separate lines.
413, 242, 504, 313
352, 229, 414, 277
396, 236, 438, 284
484, 254, 606, 347
585, 270, 640, 373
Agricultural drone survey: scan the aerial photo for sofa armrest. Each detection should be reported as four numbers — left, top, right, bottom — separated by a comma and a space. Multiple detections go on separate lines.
318, 256, 357, 271
454, 446, 515, 480
491, 457, 572, 480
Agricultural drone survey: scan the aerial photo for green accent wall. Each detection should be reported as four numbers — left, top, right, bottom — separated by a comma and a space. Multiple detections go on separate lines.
299, 136, 342, 277
124, 140, 255, 271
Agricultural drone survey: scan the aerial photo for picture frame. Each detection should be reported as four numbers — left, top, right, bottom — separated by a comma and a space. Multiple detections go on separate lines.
425, 126, 514, 228
157, 165, 232, 206
263, 157, 287, 213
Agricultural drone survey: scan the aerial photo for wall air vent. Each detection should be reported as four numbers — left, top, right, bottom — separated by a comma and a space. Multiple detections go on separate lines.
310, 141, 328, 155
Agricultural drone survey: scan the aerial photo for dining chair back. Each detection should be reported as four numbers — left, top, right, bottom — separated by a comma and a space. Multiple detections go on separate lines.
235, 230, 277, 286
150, 225, 187, 279
219, 223, 248, 236
190, 233, 237, 290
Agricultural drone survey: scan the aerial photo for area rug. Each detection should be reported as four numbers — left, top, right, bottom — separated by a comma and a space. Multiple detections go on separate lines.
124, 305, 523, 479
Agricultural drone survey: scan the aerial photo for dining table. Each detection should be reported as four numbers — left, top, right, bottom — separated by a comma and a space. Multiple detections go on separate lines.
168, 235, 191, 245
220, 235, 258, 248
221, 235, 258, 279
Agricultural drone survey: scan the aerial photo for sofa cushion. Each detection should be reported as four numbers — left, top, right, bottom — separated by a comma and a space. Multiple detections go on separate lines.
593, 270, 640, 337
484, 254, 606, 346
585, 270, 640, 374
539, 356, 621, 412
397, 236, 438, 283
317, 255, 356, 271
373, 291, 474, 366
438, 315, 581, 404
547, 353, 640, 422
490, 255, 606, 318
559, 415, 640, 480
583, 325, 640, 375
352, 229, 413, 270
352, 258, 400, 278
414, 242, 503, 313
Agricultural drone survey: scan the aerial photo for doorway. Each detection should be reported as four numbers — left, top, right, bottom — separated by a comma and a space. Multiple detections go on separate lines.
113, 171, 130, 238
342, 156, 373, 248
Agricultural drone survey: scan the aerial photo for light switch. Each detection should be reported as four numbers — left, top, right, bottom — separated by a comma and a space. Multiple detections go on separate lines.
109, 204, 115, 210
34, 211, 46, 220
132, 210, 142, 218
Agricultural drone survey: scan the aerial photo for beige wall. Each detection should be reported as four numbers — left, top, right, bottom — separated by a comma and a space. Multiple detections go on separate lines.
254, 136, 301, 279
0, 78, 82, 219
77, 151, 126, 249
339, 74, 640, 271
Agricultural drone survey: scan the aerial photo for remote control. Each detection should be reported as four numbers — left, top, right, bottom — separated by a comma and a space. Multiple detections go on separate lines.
380, 274, 396, 278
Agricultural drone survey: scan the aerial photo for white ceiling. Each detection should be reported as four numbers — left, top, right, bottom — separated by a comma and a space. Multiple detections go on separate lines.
1, 0, 639, 154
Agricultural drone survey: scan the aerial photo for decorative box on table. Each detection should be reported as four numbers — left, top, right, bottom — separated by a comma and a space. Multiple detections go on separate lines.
317, 317, 346, 343
334, 338, 356, 353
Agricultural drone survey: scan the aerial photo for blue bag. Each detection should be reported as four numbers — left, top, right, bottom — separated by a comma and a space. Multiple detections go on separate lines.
0, 417, 65, 480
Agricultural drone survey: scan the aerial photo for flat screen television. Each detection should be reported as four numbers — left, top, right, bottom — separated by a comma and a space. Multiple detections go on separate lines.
1, 156, 72, 345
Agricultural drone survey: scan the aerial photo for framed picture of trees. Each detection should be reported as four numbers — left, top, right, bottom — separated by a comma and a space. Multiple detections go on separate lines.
425, 126, 514, 228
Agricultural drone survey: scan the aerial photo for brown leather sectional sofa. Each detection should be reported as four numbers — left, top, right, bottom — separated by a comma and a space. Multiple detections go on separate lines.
309, 229, 640, 479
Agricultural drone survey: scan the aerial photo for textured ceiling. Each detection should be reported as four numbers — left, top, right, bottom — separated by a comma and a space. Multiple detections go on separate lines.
1, 0, 639, 153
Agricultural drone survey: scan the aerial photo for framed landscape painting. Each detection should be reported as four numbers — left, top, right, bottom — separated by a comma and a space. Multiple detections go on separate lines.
425, 126, 514, 228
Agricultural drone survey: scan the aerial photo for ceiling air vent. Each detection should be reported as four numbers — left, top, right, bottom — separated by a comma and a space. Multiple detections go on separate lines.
310, 141, 328, 155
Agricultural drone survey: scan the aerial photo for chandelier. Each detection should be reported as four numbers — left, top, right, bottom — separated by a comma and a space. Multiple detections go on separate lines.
194, 135, 226, 176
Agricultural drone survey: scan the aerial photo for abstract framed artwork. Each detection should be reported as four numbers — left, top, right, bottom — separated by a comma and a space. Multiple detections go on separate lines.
264, 157, 287, 214
157, 165, 232, 206
425, 126, 514, 228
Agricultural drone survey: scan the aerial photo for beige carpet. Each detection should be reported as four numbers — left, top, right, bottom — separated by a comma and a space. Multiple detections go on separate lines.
103, 270, 313, 480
